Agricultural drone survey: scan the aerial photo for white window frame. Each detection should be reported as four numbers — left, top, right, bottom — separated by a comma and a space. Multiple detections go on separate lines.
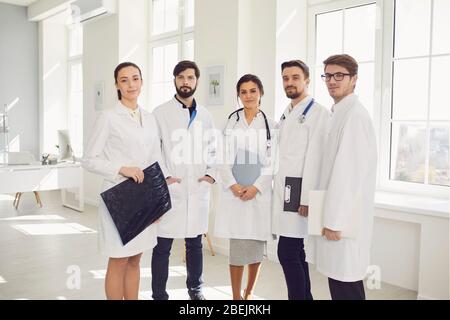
148, 0, 195, 110
308, 0, 448, 199
307, 0, 379, 104
379, 0, 449, 198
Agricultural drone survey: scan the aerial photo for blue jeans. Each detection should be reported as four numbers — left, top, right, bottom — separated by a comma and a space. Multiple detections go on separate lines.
277, 236, 313, 300
151, 235, 204, 300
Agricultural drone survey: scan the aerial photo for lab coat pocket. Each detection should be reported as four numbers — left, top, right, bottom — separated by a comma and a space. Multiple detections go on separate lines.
285, 126, 308, 158
198, 181, 212, 200
168, 182, 182, 202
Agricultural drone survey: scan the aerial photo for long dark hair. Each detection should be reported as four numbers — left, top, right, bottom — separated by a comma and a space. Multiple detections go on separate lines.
114, 62, 143, 100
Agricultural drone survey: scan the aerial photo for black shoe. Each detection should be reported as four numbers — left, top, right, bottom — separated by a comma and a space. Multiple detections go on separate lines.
189, 293, 206, 300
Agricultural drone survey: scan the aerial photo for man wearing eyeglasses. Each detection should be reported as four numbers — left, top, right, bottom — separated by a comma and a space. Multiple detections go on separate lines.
306, 54, 378, 300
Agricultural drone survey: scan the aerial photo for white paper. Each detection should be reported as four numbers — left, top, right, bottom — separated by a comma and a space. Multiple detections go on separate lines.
308, 190, 326, 236
307, 190, 358, 239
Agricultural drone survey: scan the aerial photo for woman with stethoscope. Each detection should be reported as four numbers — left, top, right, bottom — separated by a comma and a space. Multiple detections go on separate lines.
214, 74, 277, 300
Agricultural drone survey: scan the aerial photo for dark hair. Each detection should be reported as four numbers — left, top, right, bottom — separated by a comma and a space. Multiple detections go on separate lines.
323, 54, 358, 76
281, 60, 310, 79
114, 62, 143, 100
236, 74, 264, 96
236, 74, 264, 106
173, 60, 200, 79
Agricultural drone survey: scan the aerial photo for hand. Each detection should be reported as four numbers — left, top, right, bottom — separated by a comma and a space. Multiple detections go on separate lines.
298, 205, 309, 217
240, 186, 259, 201
198, 175, 215, 185
120, 167, 144, 184
166, 177, 182, 185
230, 184, 244, 197
322, 228, 342, 241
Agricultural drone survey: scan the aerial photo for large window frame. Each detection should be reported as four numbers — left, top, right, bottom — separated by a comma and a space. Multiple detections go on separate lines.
379, 0, 449, 198
308, 0, 448, 198
148, 0, 195, 110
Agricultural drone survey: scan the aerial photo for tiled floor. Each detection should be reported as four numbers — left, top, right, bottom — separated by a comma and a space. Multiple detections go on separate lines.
0, 191, 417, 300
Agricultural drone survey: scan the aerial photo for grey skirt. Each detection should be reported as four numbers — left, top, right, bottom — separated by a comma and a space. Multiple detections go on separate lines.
229, 239, 266, 266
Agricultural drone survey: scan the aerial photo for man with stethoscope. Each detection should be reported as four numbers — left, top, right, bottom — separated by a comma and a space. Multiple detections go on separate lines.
272, 60, 330, 300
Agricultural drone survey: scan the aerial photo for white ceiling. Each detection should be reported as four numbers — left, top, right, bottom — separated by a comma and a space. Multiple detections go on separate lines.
0, 0, 38, 6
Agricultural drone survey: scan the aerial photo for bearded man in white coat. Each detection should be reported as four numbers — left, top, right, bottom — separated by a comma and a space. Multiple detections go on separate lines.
151, 61, 217, 300
306, 54, 377, 300
272, 60, 330, 300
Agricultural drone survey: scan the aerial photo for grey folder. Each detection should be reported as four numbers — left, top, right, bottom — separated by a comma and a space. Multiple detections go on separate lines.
231, 149, 262, 186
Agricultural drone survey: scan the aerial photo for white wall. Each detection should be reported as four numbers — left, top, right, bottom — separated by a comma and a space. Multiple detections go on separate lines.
0, 3, 39, 160
373, 207, 449, 299
238, 0, 277, 119
28, 0, 71, 21
117, 0, 148, 109
275, 0, 308, 119
195, 0, 239, 130
39, 10, 69, 155
83, 14, 119, 204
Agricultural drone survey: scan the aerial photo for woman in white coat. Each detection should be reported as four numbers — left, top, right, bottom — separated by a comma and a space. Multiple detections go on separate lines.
82, 62, 168, 300
214, 74, 276, 300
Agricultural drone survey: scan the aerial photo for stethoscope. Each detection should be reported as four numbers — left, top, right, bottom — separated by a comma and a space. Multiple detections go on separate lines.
224, 108, 272, 156
280, 98, 315, 124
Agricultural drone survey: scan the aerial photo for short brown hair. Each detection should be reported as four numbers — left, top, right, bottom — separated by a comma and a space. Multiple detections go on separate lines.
281, 60, 310, 79
173, 60, 200, 79
323, 54, 358, 75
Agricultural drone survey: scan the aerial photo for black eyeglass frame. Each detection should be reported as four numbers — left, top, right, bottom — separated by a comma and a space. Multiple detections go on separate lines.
321, 72, 355, 82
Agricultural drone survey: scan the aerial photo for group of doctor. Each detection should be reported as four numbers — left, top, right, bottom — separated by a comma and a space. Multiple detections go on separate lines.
82, 54, 377, 301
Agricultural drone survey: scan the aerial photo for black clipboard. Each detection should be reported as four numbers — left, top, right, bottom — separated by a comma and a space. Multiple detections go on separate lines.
284, 177, 302, 212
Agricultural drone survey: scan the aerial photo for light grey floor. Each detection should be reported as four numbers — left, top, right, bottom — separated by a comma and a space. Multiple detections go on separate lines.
0, 191, 417, 300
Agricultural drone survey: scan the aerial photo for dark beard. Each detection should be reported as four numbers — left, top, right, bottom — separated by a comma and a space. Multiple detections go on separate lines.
285, 87, 301, 100
286, 92, 301, 100
176, 86, 197, 99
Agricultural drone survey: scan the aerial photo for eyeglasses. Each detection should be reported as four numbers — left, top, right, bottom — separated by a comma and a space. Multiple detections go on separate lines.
321, 72, 354, 82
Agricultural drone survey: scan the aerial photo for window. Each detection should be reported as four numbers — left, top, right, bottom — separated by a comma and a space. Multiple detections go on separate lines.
67, 24, 83, 158
310, 0, 449, 196
389, 0, 449, 188
149, 0, 195, 110
379, 0, 450, 195
310, 2, 376, 118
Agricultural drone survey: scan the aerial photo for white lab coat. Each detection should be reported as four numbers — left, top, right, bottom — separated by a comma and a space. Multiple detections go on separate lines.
152, 97, 217, 239
272, 96, 330, 238
214, 110, 277, 241
82, 103, 167, 258
306, 94, 378, 282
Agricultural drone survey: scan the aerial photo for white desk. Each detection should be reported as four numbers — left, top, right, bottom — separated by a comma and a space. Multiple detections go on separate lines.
0, 162, 84, 212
